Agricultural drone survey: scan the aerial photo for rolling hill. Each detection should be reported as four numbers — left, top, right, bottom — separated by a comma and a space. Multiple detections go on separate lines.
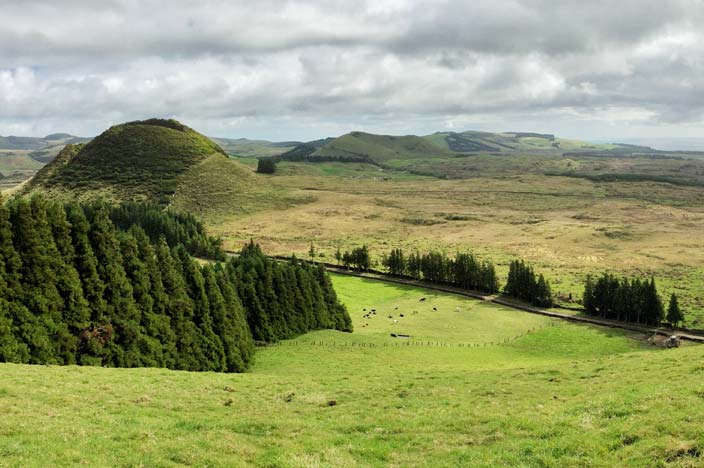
277, 129, 672, 166
277, 131, 455, 164
0, 133, 90, 184
422, 130, 635, 153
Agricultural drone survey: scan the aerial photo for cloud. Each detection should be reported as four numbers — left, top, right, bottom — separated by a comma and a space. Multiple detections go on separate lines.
0, 0, 703, 140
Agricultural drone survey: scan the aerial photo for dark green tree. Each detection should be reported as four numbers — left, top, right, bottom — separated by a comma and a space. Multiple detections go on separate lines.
256, 158, 277, 174
666, 293, 683, 327
89, 206, 141, 366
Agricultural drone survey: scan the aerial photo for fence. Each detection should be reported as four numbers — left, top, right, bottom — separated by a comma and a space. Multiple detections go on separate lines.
257, 322, 558, 349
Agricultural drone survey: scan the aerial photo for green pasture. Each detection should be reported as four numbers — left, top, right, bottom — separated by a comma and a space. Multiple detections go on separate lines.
2, 274, 700, 467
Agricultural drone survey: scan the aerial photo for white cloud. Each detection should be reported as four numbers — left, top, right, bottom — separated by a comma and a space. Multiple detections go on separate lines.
1, 0, 703, 140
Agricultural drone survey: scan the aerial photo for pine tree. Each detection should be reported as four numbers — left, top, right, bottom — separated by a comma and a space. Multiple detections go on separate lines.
155, 239, 206, 371
214, 264, 255, 370
0, 201, 23, 298
174, 245, 225, 371
308, 242, 316, 262
10, 197, 74, 364
130, 226, 177, 367
66, 204, 107, 325
334, 244, 342, 267
666, 293, 684, 327
89, 205, 141, 366
534, 274, 553, 307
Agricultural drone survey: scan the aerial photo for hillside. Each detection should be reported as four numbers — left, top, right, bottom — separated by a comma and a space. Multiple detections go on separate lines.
276, 129, 683, 171
423, 130, 631, 153
0, 133, 89, 185
278, 131, 454, 164
22, 119, 257, 205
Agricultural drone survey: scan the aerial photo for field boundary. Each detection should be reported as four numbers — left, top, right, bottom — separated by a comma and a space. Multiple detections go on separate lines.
257, 321, 560, 349
226, 251, 704, 343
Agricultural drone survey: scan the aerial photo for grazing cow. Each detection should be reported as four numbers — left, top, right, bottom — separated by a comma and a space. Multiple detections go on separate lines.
388, 315, 393, 318
419, 297, 426, 302
400, 314, 404, 317
433, 307, 437, 311
371, 309, 376, 312
393, 320, 398, 324
394, 306, 398, 310
363, 308, 366, 311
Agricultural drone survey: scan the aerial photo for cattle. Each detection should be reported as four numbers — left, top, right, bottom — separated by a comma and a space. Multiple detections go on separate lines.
433, 307, 437, 311
388, 315, 393, 319
371, 309, 376, 312
419, 297, 426, 302
400, 314, 404, 317
393, 320, 399, 324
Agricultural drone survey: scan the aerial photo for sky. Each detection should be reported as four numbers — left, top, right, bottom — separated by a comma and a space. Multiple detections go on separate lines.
1, 0, 704, 143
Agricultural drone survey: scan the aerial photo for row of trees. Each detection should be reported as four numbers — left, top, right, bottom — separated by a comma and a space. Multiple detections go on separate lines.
338, 246, 371, 271
373, 248, 498, 294
504, 260, 553, 307
583, 274, 683, 326
0, 197, 351, 371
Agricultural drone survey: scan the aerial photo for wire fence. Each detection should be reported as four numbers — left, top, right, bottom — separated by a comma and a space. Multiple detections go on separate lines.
257, 322, 559, 349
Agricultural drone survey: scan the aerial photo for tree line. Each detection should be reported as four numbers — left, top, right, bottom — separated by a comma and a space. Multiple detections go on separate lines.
0, 197, 351, 371
340, 244, 691, 325
375, 247, 497, 294
583, 273, 684, 326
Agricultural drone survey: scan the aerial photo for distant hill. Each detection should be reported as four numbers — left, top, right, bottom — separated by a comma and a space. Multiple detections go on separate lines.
275, 129, 666, 167
277, 131, 454, 164
422, 130, 646, 154
22, 119, 269, 210
0, 133, 90, 156
210, 137, 301, 158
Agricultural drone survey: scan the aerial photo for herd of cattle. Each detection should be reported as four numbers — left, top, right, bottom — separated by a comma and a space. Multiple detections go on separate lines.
359, 296, 441, 330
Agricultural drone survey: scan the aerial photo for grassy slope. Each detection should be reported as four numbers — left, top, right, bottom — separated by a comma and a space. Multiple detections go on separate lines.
0, 150, 44, 175
310, 131, 455, 163
423, 131, 621, 154
170, 154, 313, 224
1, 275, 701, 467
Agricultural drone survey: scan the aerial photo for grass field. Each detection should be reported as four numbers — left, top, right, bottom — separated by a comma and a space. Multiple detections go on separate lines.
2, 274, 701, 467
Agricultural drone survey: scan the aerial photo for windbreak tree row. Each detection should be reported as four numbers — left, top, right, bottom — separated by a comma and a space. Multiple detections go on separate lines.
380, 248, 499, 294
583, 274, 666, 326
